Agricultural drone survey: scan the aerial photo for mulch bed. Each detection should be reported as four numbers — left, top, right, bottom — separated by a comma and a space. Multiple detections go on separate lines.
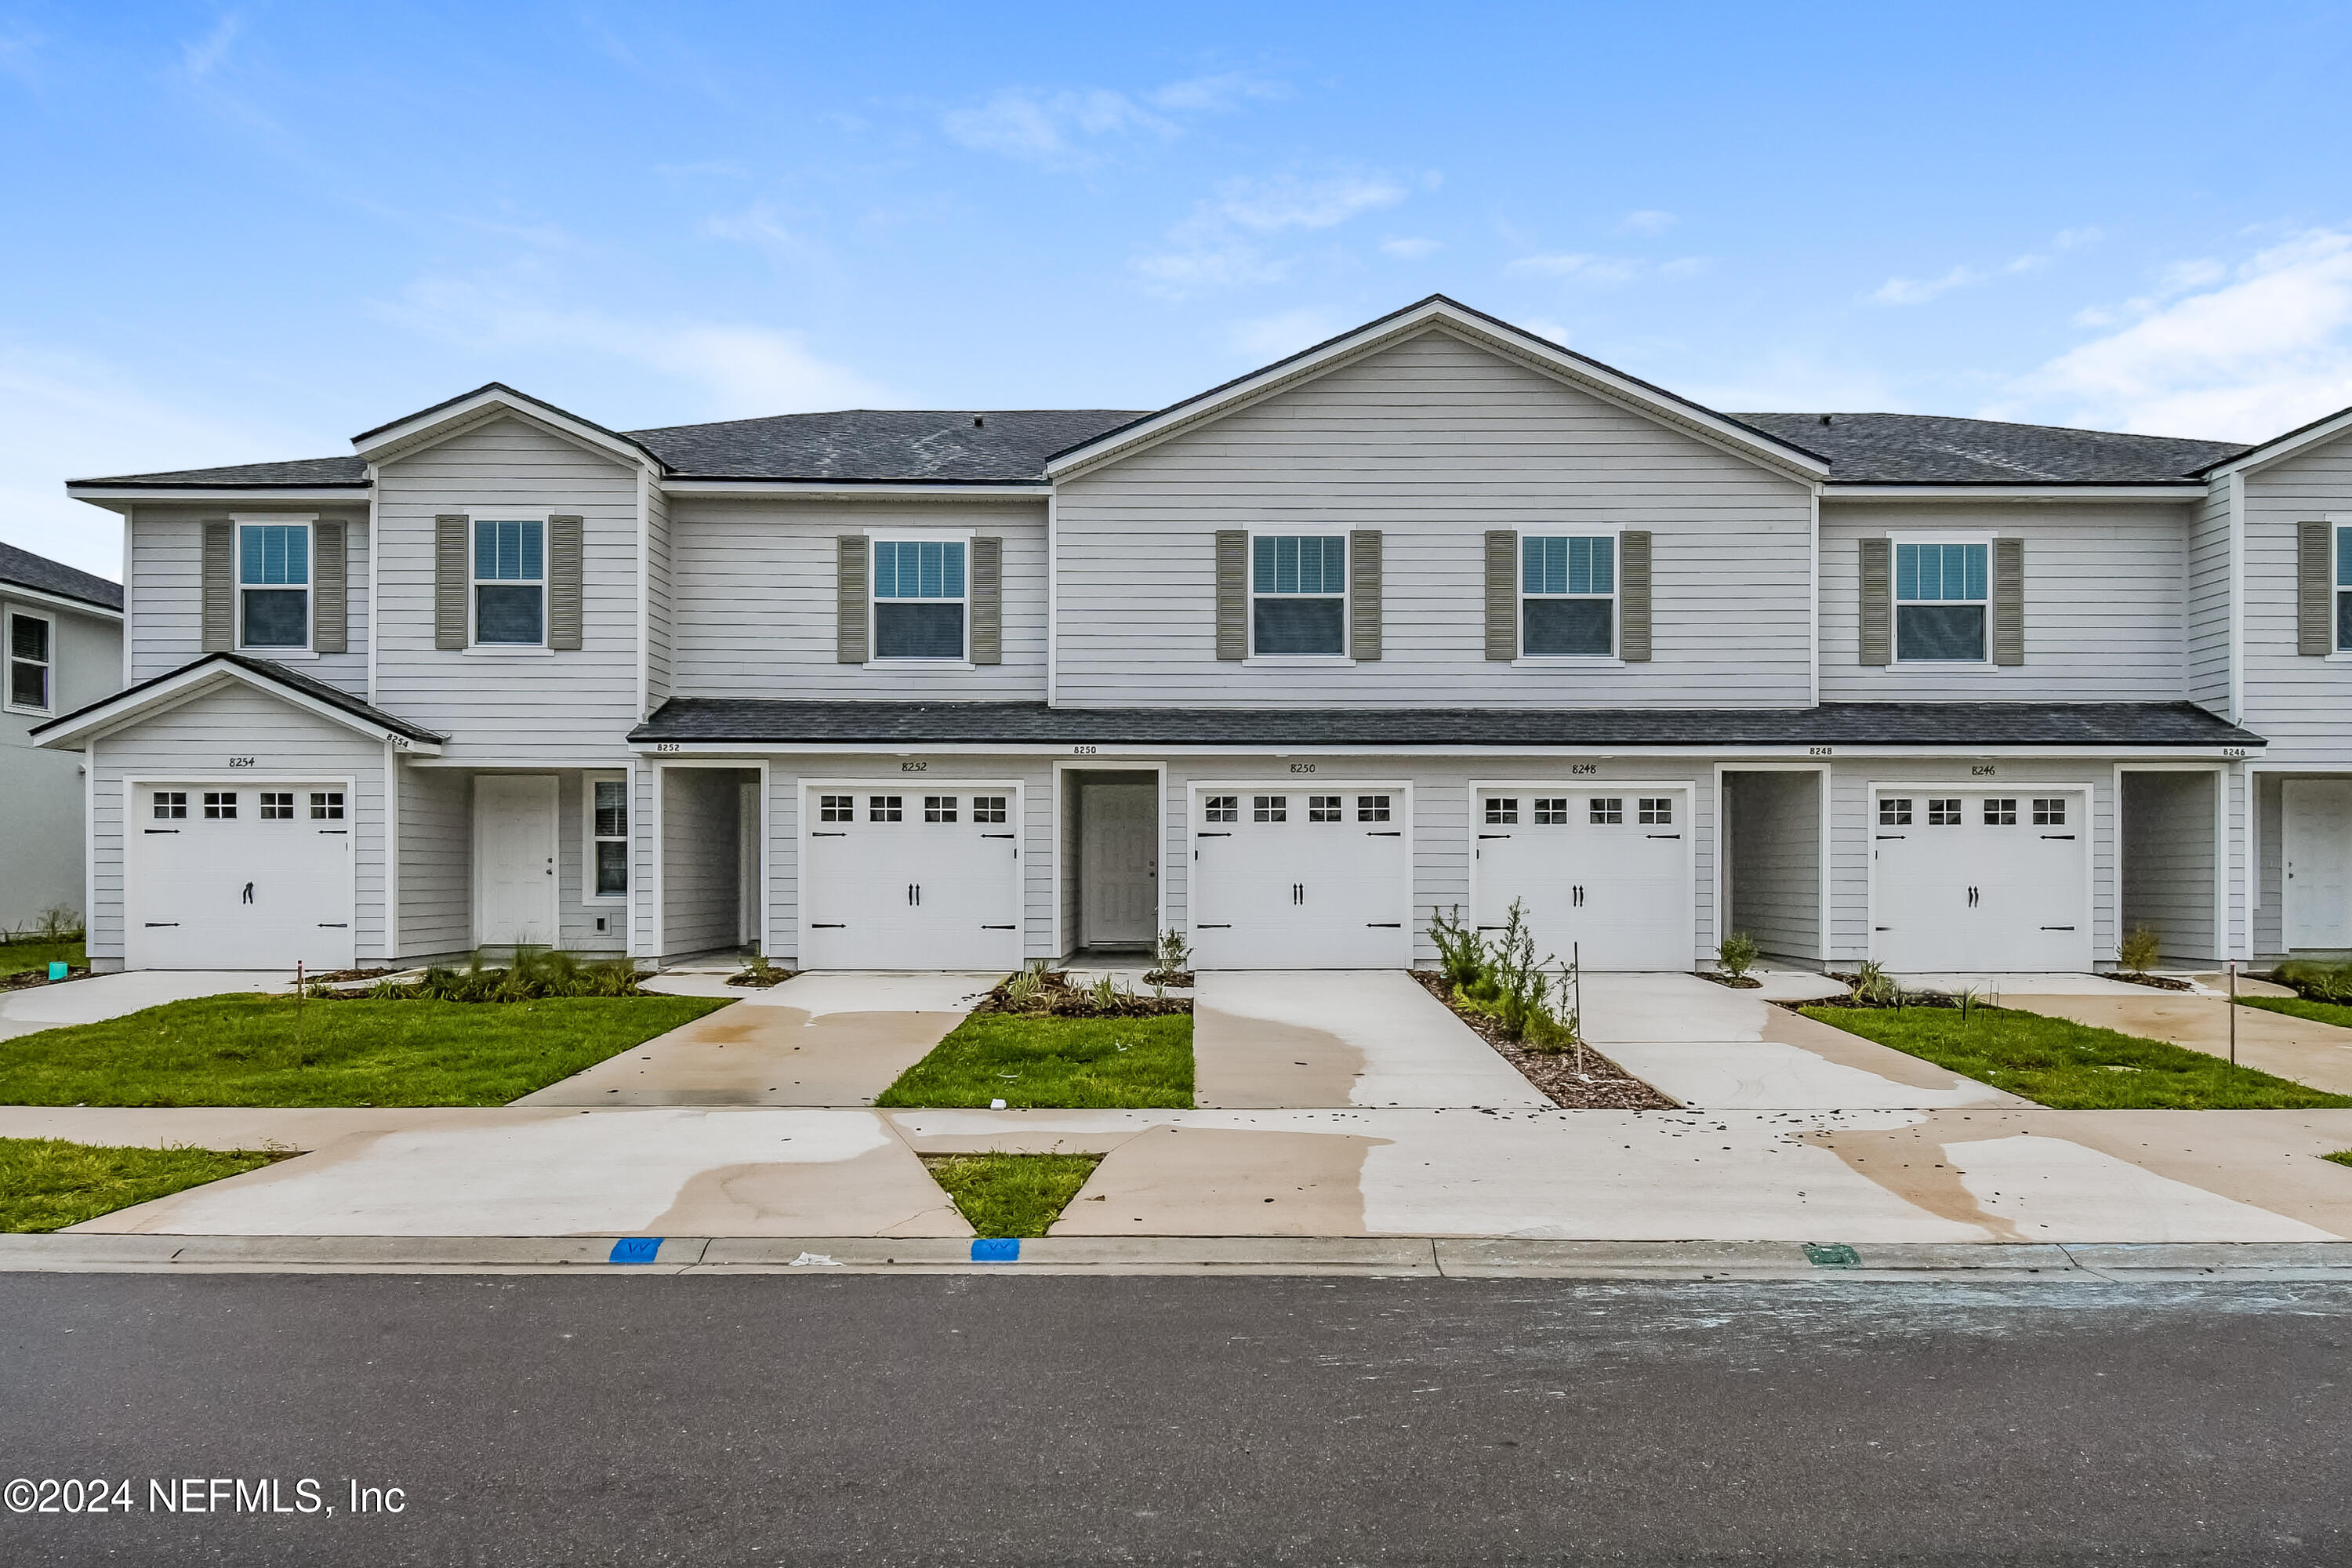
973, 971, 1192, 1018
2111, 971, 2195, 993
1142, 969, 1195, 988
1693, 971, 1762, 989
302, 967, 397, 985
0, 967, 92, 993
1408, 970, 1678, 1109
728, 968, 797, 988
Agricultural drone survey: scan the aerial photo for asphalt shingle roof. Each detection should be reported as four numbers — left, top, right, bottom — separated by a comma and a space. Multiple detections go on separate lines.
29, 652, 445, 745
1732, 412, 2247, 484
630, 408, 1144, 481
0, 539, 122, 612
630, 699, 2259, 750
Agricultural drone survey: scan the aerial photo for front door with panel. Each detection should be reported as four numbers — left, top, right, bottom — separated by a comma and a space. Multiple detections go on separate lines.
1190, 789, 1410, 968
801, 788, 1022, 969
2284, 779, 2352, 949
1080, 782, 1157, 948
1874, 790, 2089, 971
128, 782, 355, 970
476, 775, 558, 948
1472, 789, 1690, 971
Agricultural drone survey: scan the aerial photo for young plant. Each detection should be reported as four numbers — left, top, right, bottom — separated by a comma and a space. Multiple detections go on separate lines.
1428, 906, 1488, 995
2118, 924, 2162, 976
1486, 899, 1557, 1042
1849, 960, 1900, 1007
1718, 930, 1759, 981
1153, 929, 1192, 975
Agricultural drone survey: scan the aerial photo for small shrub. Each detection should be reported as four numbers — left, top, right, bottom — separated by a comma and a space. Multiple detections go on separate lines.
1428, 906, 1487, 994
1002, 960, 1052, 1011
1487, 899, 1556, 1042
2277, 959, 2352, 1004
1154, 929, 1191, 975
1849, 960, 1901, 1007
2118, 924, 2163, 975
1719, 930, 1759, 981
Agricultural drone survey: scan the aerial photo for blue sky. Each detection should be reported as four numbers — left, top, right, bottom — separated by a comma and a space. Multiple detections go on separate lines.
7, 1, 2352, 577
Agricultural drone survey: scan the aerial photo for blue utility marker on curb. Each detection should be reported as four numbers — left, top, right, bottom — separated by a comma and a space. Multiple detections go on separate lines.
1803, 1242, 1861, 1268
971, 1238, 1020, 1262
609, 1237, 663, 1265
47, 962, 67, 982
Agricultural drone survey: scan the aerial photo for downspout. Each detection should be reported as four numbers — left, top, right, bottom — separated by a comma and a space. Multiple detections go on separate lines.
1045, 488, 1059, 708
383, 737, 401, 964
1807, 483, 1821, 708
636, 465, 652, 721
365, 465, 380, 706
119, 505, 134, 688
2227, 467, 2247, 960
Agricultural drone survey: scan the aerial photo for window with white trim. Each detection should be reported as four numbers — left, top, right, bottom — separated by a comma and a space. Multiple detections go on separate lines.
2337, 524, 2352, 651
872, 539, 967, 659
1204, 795, 1238, 824
1253, 795, 1287, 822
260, 791, 296, 820
1356, 795, 1391, 822
819, 795, 855, 823
2033, 797, 2067, 826
153, 790, 187, 820
973, 796, 1008, 824
1880, 797, 1912, 826
474, 518, 546, 646
1521, 535, 1616, 656
1486, 798, 1519, 825
1308, 795, 1343, 822
1894, 540, 1989, 662
1589, 797, 1624, 825
590, 778, 627, 898
869, 795, 903, 822
1984, 798, 2018, 826
310, 791, 345, 820
1928, 797, 1962, 826
925, 795, 958, 823
1639, 797, 1673, 825
1534, 797, 1568, 826
5, 608, 53, 713
238, 521, 311, 650
1251, 535, 1347, 656
204, 791, 237, 819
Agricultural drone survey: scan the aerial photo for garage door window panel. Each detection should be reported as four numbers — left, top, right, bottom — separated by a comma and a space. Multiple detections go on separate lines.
238, 523, 311, 651
6, 609, 52, 713
1894, 540, 1990, 662
873, 539, 967, 660
1251, 535, 1347, 656
1521, 535, 1616, 657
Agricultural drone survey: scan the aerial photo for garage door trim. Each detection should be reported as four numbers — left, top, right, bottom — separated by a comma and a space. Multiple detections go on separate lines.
123, 771, 359, 970
1184, 777, 1414, 963
796, 776, 1025, 967
1468, 777, 1696, 971
1866, 779, 2095, 970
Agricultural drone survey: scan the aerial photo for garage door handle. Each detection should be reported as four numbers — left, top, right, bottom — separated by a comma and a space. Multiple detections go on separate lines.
2042, 834, 2075, 840
981, 924, 1016, 930
1366, 922, 1401, 928
1198, 924, 1232, 929
317, 923, 348, 928
1647, 833, 1680, 840
318, 829, 347, 836
242, 883, 254, 904
1197, 832, 1231, 838
1366, 831, 1401, 837
1478, 833, 1511, 840
143, 829, 179, 834
2041, 925, 2076, 931
144, 921, 180, 927
1477, 925, 1508, 931
1875, 834, 1905, 840
812, 832, 846, 837
982, 833, 1016, 840
811, 923, 845, 928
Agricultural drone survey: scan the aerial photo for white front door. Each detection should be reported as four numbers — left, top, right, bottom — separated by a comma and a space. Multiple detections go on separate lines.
476, 775, 558, 948
800, 786, 1022, 969
1874, 789, 2089, 971
1472, 787, 1690, 971
2284, 779, 2352, 949
1080, 782, 1157, 946
1190, 787, 1411, 969
127, 782, 356, 970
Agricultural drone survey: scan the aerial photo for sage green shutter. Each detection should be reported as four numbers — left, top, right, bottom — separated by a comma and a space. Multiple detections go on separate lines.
200, 519, 234, 652
1992, 536, 2024, 666
2300, 519, 2334, 656
1858, 537, 1892, 666
837, 535, 869, 663
1618, 529, 1653, 662
971, 535, 1002, 665
312, 521, 347, 654
434, 514, 469, 649
548, 514, 583, 652
1484, 530, 1517, 661
1348, 528, 1382, 661
1214, 530, 1247, 660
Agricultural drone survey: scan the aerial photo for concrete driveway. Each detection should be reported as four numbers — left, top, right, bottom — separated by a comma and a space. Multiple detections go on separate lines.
520, 971, 996, 1107
1191, 971, 1546, 1109
0, 970, 290, 1041
2002, 991, 2352, 1096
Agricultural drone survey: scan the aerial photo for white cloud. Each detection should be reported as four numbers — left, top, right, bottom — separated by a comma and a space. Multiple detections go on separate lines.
1380, 236, 1442, 260
702, 204, 819, 265
942, 72, 1284, 169
1514, 315, 1571, 347
1214, 172, 1405, 231
1226, 309, 1342, 362
1136, 171, 1410, 297
1507, 252, 1639, 285
2009, 228, 2352, 440
1617, 209, 1677, 236
1659, 256, 1710, 279
1870, 227, 2103, 306
180, 13, 241, 80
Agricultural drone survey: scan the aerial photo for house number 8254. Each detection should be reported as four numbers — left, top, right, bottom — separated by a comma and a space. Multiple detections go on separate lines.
227, 757, 257, 768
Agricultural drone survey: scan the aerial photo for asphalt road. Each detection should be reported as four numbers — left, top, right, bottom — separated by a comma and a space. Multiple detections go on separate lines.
2, 1272, 2348, 1566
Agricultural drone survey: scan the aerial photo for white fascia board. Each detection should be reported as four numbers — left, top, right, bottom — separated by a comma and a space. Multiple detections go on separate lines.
0, 582, 122, 622
355, 394, 656, 473
67, 488, 368, 508
1824, 485, 2208, 502
629, 739, 2257, 761
660, 480, 1050, 500
1044, 300, 1830, 486
2195, 405, 2352, 481
32, 665, 443, 753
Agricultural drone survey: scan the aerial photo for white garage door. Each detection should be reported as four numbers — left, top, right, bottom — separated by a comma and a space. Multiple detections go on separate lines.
1191, 788, 1411, 969
1473, 788, 1690, 971
128, 783, 355, 970
1874, 789, 2089, 972
801, 788, 1022, 970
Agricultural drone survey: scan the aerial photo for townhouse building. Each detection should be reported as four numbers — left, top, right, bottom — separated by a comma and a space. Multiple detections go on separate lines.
2, 540, 122, 932
32, 296, 2348, 976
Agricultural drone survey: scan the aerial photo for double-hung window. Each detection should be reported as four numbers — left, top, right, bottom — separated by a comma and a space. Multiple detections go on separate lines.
1521, 535, 1616, 656
5, 609, 52, 713
474, 518, 546, 646
590, 776, 627, 899
1251, 535, 1347, 656
238, 521, 311, 650
872, 539, 967, 660
2336, 524, 2352, 651
1894, 539, 1990, 662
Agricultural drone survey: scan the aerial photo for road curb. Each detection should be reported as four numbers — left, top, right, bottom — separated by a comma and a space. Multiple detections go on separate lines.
7, 1234, 2352, 1277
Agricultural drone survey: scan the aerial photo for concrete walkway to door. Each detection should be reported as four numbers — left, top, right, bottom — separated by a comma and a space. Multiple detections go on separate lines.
0, 970, 292, 1042
1191, 971, 1547, 1109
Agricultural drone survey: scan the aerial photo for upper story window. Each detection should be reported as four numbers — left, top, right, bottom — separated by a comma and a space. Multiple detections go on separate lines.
1522, 535, 1616, 657
873, 539, 967, 660
238, 521, 310, 650
5, 608, 53, 713
1252, 535, 1347, 656
2336, 524, 2352, 651
474, 519, 546, 646
1894, 540, 1989, 662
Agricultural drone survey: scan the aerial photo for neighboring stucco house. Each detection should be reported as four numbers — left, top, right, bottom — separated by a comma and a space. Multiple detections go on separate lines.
31, 296, 2352, 974
2, 540, 123, 934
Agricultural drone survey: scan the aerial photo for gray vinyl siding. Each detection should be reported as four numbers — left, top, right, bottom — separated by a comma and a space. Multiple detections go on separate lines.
1051, 328, 1814, 708
2119, 770, 2218, 962
2237, 434, 2352, 768
2187, 482, 2233, 710
372, 417, 641, 764
1819, 500, 2190, 701
559, 770, 627, 953
1725, 769, 1821, 960
0, 593, 118, 928
2256, 770, 2288, 960
85, 684, 387, 962
644, 481, 672, 708
666, 499, 1049, 699
125, 504, 369, 692
394, 762, 471, 960
657, 764, 743, 957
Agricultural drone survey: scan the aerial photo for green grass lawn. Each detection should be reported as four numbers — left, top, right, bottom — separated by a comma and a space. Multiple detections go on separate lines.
923, 1152, 1104, 1237
0, 1138, 285, 1232
0, 993, 729, 1107
1801, 1004, 2352, 1110
2327, 1151, 2352, 1168
873, 1014, 1194, 1109
2240, 995, 2352, 1031
0, 940, 85, 982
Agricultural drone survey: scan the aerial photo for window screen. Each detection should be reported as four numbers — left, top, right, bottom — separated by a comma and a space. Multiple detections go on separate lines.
1250, 535, 1347, 655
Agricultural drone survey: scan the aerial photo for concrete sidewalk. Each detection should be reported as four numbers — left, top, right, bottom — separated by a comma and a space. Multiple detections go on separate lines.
0, 969, 289, 1041
1190, 970, 1545, 1108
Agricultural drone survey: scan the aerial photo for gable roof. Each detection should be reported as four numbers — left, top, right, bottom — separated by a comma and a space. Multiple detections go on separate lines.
349, 382, 666, 471
0, 539, 123, 614
2187, 401, 2352, 480
630, 408, 1142, 482
1735, 412, 2246, 485
29, 652, 444, 750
